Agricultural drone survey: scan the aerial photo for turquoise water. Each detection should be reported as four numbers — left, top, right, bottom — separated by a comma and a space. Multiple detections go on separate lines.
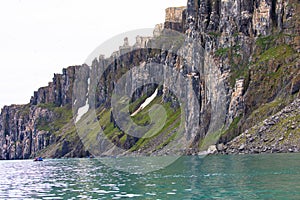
0, 154, 300, 199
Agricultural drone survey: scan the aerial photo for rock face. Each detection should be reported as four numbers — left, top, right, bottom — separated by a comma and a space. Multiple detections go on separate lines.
183, 0, 299, 150
0, 105, 49, 159
0, 0, 299, 159
0, 66, 89, 159
30, 66, 78, 107
165, 6, 187, 32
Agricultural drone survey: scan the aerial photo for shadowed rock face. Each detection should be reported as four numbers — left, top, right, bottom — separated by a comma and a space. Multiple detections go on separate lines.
0, 0, 299, 159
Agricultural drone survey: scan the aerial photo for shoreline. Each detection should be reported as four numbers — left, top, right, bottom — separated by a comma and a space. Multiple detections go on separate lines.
2, 150, 300, 161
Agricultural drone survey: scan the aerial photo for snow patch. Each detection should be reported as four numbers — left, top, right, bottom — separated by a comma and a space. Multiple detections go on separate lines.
75, 78, 91, 123
75, 99, 89, 123
131, 88, 158, 117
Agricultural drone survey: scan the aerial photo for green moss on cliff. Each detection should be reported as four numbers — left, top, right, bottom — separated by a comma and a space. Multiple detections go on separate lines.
129, 97, 181, 152
19, 104, 30, 117
36, 104, 73, 133
256, 35, 276, 50
218, 116, 242, 144
247, 98, 286, 126
258, 45, 294, 63
199, 128, 224, 151
37, 103, 56, 110
215, 44, 247, 88
219, 27, 299, 145
208, 32, 221, 38
215, 47, 231, 57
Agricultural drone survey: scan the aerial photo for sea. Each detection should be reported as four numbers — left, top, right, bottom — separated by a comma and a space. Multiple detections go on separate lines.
0, 153, 300, 199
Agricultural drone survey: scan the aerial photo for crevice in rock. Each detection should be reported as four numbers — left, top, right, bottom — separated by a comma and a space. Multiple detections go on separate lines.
271, 0, 278, 27
206, 0, 212, 30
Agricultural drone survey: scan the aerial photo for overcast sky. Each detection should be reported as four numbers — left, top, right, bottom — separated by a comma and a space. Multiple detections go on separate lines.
0, 0, 186, 109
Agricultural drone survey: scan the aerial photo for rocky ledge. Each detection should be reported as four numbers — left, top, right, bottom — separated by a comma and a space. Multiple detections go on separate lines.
218, 98, 300, 154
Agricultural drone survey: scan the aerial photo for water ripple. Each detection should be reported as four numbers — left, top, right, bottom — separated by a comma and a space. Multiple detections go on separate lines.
0, 155, 299, 199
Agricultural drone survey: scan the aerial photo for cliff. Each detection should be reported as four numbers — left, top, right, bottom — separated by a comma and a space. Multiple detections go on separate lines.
164, 6, 187, 32
0, 0, 299, 159
0, 66, 89, 159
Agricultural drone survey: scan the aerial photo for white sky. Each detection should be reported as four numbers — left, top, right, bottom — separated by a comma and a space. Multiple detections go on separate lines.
0, 0, 186, 109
